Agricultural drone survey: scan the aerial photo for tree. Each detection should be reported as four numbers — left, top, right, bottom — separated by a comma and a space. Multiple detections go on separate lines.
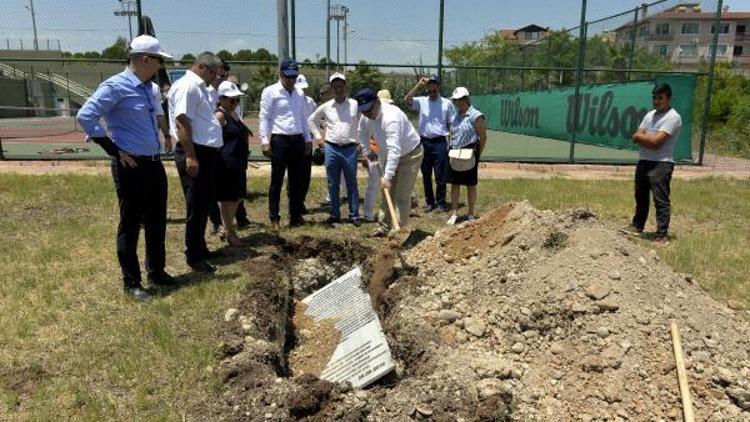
253, 48, 277, 62
101, 36, 128, 60
217, 49, 233, 62
347, 61, 383, 95
180, 53, 196, 66
234, 49, 255, 61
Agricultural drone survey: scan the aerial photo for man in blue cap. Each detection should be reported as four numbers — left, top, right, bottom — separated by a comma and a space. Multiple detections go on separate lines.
77, 35, 174, 300
405, 75, 455, 213
356, 87, 423, 237
258, 58, 312, 230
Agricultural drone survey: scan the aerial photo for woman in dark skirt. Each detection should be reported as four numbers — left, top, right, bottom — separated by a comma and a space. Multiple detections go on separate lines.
446, 87, 487, 225
215, 81, 250, 246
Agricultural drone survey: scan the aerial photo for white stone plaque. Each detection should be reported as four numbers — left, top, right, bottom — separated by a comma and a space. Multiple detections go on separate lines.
301, 266, 395, 389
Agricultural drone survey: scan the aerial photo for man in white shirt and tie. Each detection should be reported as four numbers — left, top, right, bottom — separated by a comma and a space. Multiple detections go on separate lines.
356, 87, 424, 237
308, 72, 361, 226
168, 52, 224, 273
259, 58, 312, 230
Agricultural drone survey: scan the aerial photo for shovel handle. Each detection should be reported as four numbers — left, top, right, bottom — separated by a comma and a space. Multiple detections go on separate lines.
383, 186, 400, 231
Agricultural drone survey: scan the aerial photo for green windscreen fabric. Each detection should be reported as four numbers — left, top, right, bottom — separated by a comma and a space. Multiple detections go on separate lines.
472, 74, 695, 161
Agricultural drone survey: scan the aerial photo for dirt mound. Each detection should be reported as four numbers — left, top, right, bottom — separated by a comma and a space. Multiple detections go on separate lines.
206, 203, 750, 421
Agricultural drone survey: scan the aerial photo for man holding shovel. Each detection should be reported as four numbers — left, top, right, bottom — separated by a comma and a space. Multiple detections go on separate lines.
356, 87, 423, 237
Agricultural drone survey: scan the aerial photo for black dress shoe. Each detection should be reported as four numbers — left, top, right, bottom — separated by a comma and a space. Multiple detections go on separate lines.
289, 218, 306, 227
147, 271, 178, 286
350, 218, 361, 227
202, 249, 223, 260
124, 285, 151, 300
325, 216, 341, 225
188, 260, 217, 273
236, 218, 251, 229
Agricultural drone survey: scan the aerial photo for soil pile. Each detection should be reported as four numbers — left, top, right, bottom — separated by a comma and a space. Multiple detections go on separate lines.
208, 203, 750, 421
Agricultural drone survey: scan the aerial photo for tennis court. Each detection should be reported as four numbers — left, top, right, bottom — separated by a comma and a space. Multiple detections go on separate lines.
1, 114, 642, 162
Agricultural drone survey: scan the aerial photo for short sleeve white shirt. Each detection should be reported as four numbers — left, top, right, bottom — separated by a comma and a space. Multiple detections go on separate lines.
638, 108, 682, 162
167, 70, 223, 148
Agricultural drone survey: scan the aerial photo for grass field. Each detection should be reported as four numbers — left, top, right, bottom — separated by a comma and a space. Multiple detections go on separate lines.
0, 173, 748, 420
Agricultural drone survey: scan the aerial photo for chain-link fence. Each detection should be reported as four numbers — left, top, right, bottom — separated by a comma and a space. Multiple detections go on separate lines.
2, 0, 745, 168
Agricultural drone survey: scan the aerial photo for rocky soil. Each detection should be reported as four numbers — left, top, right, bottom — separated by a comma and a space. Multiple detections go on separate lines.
207, 202, 750, 421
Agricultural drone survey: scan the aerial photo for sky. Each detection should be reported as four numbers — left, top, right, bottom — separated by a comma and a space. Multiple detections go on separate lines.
2, 0, 749, 65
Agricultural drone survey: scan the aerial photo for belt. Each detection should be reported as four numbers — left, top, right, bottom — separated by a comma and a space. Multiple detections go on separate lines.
325, 141, 358, 148
130, 153, 161, 161
271, 133, 303, 139
421, 135, 447, 143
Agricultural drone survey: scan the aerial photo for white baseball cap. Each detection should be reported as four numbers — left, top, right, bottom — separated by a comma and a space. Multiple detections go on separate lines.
217, 81, 245, 97
376, 89, 394, 104
451, 86, 470, 100
295, 74, 309, 89
129, 35, 172, 59
329, 72, 346, 83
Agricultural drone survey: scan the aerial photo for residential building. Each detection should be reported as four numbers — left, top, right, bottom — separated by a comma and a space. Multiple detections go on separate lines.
498, 25, 550, 45
613, 3, 750, 72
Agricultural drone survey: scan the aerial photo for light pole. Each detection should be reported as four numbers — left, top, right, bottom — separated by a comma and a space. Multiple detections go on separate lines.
329, 4, 348, 66
114, 0, 138, 42
25, 0, 39, 51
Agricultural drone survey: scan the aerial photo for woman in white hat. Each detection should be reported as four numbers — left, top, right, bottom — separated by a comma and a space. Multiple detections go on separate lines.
446, 87, 486, 225
214, 81, 251, 246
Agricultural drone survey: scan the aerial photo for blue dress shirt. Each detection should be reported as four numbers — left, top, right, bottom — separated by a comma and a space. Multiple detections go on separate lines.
77, 68, 161, 156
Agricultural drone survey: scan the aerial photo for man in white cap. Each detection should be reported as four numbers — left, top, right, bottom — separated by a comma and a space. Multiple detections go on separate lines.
259, 58, 312, 230
356, 87, 424, 236
77, 35, 174, 300
168, 52, 224, 273
308, 72, 361, 225
295, 74, 316, 214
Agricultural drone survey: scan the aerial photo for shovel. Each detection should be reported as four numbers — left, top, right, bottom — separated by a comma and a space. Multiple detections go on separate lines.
368, 152, 400, 231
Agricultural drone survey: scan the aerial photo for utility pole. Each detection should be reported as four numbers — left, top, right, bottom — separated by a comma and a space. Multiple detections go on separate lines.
344, 12, 354, 73
290, 0, 296, 60
277, 0, 290, 60
114, 0, 138, 42
25, 0, 39, 51
326, 0, 331, 78
135, 0, 142, 32
330, 5, 348, 67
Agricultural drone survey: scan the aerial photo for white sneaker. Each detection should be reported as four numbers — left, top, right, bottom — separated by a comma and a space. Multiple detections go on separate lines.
467, 214, 476, 221
447, 214, 458, 225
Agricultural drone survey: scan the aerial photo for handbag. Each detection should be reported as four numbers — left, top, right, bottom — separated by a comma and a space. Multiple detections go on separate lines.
312, 146, 325, 165
448, 148, 475, 172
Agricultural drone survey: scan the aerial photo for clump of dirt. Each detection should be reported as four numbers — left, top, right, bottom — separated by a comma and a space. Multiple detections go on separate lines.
288, 301, 341, 377
205, 202, 750, 421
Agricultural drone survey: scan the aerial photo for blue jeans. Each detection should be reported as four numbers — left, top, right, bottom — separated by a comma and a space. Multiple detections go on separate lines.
325, 143, 360, 220
420, 136, 448, 208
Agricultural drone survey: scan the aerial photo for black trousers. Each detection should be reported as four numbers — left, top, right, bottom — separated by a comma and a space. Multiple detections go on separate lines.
111, 156, 167, 287
269, 134, 306, 222
632, 160, 674, 237
420, 136, 449, 208
209, 198, 248, 227
175, 143, 218, 263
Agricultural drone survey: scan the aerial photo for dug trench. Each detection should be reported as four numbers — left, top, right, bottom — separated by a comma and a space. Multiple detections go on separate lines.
202, 202, 750, 421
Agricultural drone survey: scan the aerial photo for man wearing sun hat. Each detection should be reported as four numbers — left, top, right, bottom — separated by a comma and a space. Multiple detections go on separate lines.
259, 58, 312, 230
77, 35, 174, 300
356, 87, 423, 237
